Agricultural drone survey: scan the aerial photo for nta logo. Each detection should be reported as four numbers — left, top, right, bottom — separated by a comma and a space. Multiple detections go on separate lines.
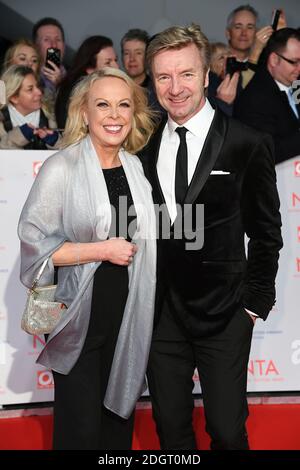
292, 193, 300, 207
248, 359, 279, 376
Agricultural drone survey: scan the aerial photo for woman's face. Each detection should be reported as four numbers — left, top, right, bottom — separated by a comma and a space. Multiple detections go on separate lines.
210, 47, 229, 78
12, 45, 40, 73
10, 74, 42, 115
95, 47, 119, 69
85, 76, 134, 153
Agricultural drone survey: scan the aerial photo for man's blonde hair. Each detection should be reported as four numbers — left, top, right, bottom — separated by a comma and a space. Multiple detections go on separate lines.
62, 67, 156, 153
146, 24, 211, 73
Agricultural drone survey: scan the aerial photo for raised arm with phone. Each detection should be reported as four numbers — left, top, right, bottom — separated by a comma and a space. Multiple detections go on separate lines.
45, 47, 61, 70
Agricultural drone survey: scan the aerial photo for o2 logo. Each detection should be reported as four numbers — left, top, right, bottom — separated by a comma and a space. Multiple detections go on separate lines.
37, 370, 54, 389
294, 161, 300, 177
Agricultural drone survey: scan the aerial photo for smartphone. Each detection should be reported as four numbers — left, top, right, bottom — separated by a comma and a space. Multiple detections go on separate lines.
45, 47, 61, 70
271, 9, 281, 31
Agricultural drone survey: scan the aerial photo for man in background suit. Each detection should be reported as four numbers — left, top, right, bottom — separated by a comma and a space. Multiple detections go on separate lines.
139, 24, 283, 450
234, 28, 300, 164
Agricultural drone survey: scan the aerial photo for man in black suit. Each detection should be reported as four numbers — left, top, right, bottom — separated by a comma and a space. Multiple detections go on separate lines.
234, 28, 300, 164
139, 24, 283, 450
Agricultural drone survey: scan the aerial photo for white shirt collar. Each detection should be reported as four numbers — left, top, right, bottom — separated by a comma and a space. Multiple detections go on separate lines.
8, 103, 40, 128
167, 99, 215, 138
275, 80, 290, 93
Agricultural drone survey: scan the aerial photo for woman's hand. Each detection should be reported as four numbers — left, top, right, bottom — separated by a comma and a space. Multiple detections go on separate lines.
277, 10, 287, 30
216, 72, 240, 104
33, 127, 55, 139
52, 239, 138, 267
101, 238, 138, 266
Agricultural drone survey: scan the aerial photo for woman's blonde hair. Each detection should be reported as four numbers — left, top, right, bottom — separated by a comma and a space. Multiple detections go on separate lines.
61, 68, 156, 153
3, 38, 41, 74
1, 64, 37, 105
0, 64, 52, 116
209, 42, 230, 76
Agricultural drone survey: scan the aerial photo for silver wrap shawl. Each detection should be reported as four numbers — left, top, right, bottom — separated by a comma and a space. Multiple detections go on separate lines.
18, 136, 156, 419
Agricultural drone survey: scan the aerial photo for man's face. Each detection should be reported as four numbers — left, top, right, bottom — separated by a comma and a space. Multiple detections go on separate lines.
122, 39, 146, 80
35, 25, 65, 63
226, 10, 256, 54
152, 43, 208, 125
269, 38, 300, 86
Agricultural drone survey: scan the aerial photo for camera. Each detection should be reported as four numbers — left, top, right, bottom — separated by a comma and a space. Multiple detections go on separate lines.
45, 47, 61, 70
225, 57, 248, 76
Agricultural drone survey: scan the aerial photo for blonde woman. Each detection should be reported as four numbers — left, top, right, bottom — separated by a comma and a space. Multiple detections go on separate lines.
210, 42, 231, 78
3, 38, 41, 75
0, 64, 59, 149
18, 68, 157, 449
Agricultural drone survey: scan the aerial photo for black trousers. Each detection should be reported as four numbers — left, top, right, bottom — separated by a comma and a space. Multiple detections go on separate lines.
52, 264, 135, 450
147, 301, 254, 450
52, 343, 135, 450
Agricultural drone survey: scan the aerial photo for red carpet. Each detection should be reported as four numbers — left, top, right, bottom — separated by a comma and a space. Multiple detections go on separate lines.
0, 400, 300, 450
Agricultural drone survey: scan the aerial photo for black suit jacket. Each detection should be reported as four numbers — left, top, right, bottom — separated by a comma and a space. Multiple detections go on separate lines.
139, 109, 283, 337
234, 66, 300, 164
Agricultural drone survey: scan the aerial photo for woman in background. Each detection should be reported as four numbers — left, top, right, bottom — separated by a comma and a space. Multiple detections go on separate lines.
0, 65, 59, 149
209, 42, 231, 78
55, 35, 119, 129
2, 38, 41, 75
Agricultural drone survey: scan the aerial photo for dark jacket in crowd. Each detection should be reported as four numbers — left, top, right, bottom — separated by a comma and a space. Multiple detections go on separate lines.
234, 66, 300, 164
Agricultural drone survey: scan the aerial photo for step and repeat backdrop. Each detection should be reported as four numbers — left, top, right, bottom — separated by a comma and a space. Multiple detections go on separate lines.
0, 150, 299, 405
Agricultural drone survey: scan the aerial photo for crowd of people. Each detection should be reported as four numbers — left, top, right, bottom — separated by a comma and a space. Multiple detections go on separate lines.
1, 6, 300, 161
1, 3, 298, 451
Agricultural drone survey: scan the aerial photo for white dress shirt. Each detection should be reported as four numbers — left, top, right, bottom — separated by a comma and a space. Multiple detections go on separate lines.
275, 80, 299, 118
157, 99, 215, 224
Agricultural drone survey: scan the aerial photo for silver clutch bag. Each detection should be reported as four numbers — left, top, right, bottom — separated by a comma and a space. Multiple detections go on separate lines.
21, 259, 66, 335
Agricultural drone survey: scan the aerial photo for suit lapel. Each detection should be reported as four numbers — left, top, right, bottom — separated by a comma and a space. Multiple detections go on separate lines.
147, 117, 168, 205
184, 109, 228, 205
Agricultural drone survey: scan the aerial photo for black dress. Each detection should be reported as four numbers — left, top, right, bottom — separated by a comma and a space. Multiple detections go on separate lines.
52, 166, 137, 450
